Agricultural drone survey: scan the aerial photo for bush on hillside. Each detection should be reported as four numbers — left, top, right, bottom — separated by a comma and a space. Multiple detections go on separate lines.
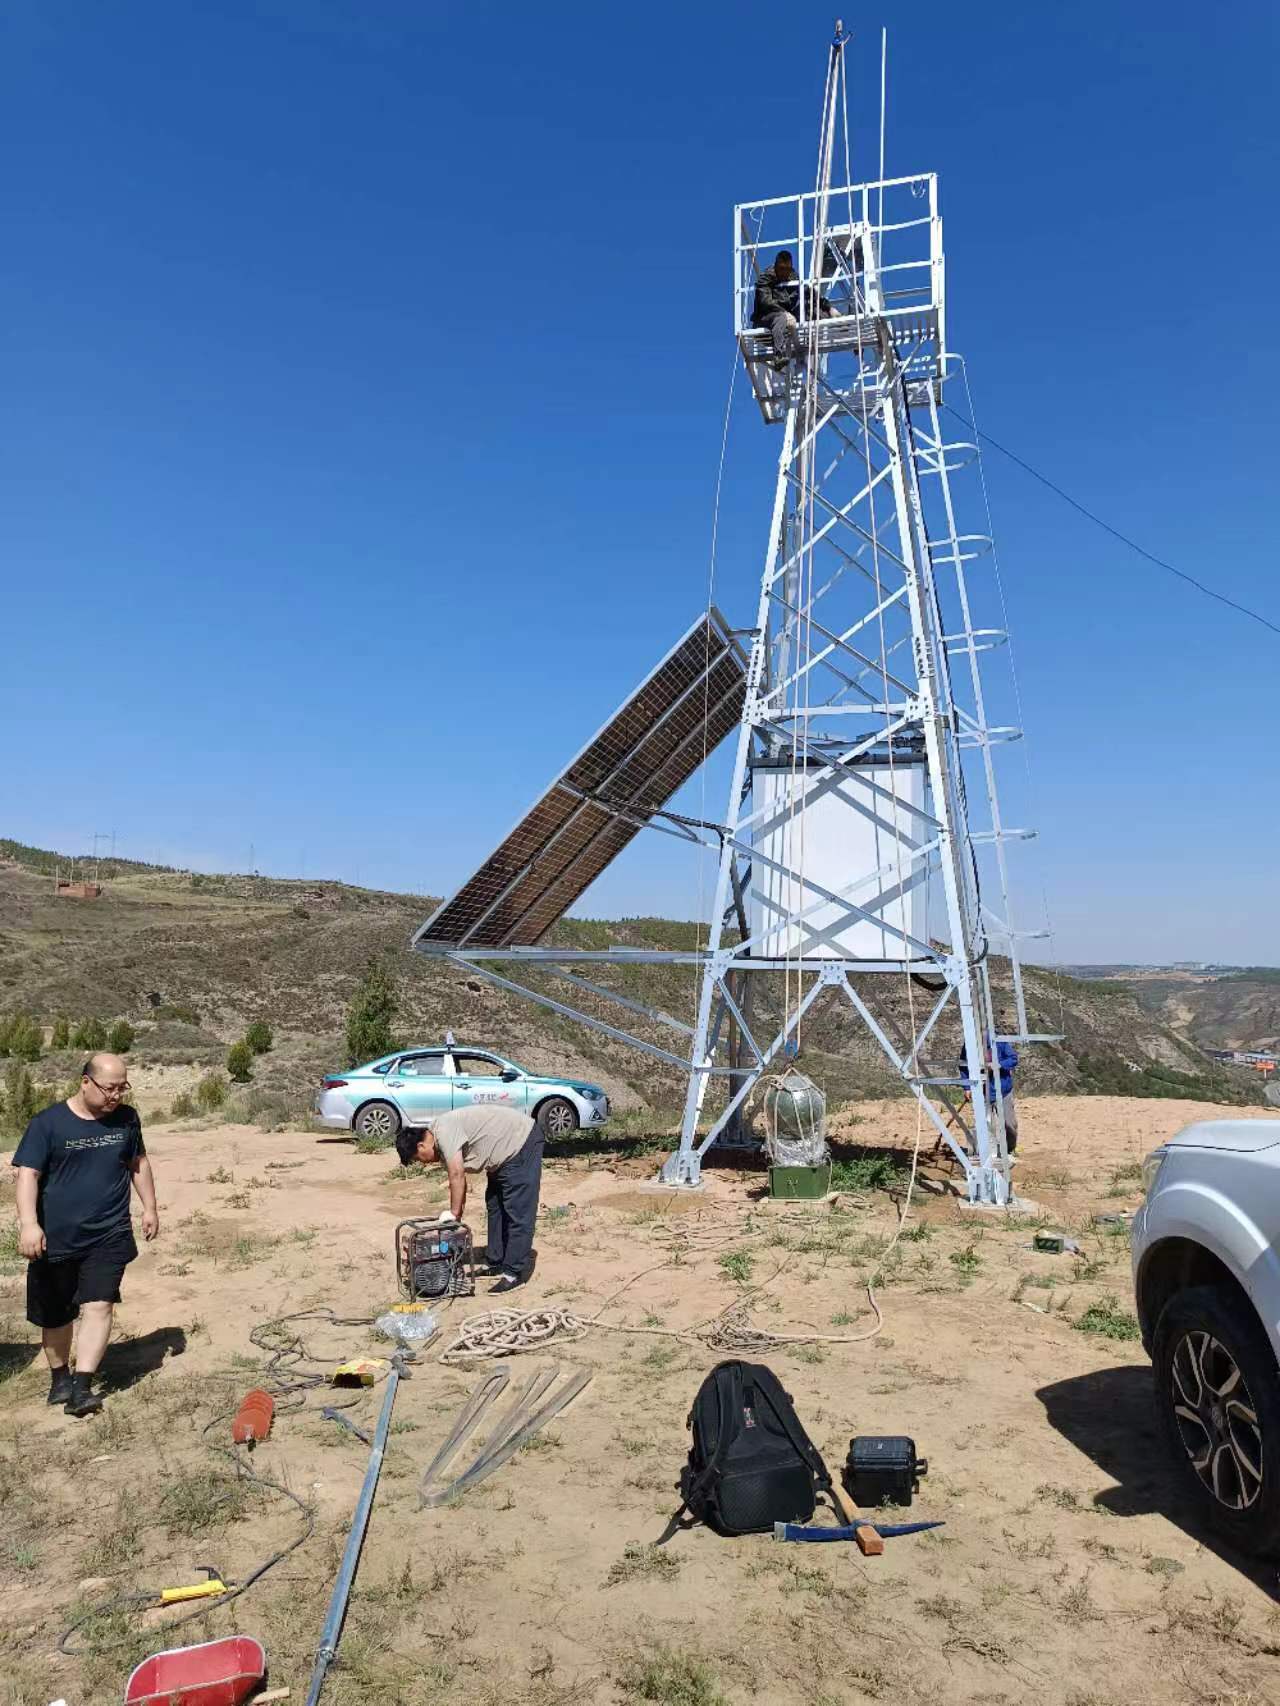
227, 1088, 295, 1131
72, 1017, 108, 1052
345, 960, 398, 1068
195, 1073, 228, 1112
50, 1016, 70, 1050
1076, 1050, 1257, 1105
107, 1019, 136, 1054
2, 1015, 44, 1063
153, 1003, 201, 1027
2, 1064, 57, 1138
171, 1091, 197, 1118
244, 1021, 273, 1056
226, 1042, 254, 1083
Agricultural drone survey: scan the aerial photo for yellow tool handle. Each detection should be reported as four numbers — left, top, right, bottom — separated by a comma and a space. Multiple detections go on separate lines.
160, 1578, 227, 1604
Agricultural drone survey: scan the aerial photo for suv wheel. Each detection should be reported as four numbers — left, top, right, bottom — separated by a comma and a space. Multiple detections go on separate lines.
537, 1097, 579, 1140
354, 1101, 401, 1143
1152, 1284, 1280, 1558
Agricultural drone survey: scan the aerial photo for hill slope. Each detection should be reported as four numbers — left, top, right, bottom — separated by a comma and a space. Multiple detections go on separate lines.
0, 842, 1261, 1112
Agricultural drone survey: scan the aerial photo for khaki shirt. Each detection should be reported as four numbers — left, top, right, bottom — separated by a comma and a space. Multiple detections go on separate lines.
430, 1104, 534, 1174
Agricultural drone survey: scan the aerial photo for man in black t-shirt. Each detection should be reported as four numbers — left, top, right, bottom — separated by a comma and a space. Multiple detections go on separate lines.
11, 1052, 160, 1416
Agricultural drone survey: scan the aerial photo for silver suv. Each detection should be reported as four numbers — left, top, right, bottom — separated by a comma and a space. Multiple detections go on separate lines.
1132, 1119, 1280, 1557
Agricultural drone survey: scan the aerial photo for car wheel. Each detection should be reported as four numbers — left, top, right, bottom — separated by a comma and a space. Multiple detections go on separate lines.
537, 1097, 579, 1140
1152, 1283, 1280, 1558
354, 1101, 401, 1143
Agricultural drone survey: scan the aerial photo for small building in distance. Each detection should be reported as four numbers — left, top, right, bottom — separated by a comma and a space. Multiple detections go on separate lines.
55, 879, 102, 900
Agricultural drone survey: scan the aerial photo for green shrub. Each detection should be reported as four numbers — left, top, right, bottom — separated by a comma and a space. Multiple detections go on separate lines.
2, 1065, 58, 1137
354, 1129, 394, 1154
171, 1091, 197, 1119
1074, 1296, 1140, 1341
72, 1017, 108, 1052
153, 1003, 201, 1027
345, 961, 398, 1067
107, 1019, 136, 1054
830, 1152, 905, 1192
195, 1073, 228, 1112
50, 1016, 70, 1049
1076, 1050, 1257, 1106
226, 1087, 295, 1131
226, 1042, 253, 1083
244, 1021, 273, 1056
4, 1015, 43, 1063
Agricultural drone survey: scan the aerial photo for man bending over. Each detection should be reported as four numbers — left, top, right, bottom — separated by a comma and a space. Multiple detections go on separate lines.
397, 1104, 543, 1294
11, 1052, 159, 1416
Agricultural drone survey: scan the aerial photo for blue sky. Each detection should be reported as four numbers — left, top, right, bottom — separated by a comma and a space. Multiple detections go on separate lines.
1, 2, 1276, 963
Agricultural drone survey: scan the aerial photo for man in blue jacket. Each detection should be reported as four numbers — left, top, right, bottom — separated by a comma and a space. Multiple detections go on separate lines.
961, 1032, 1020, 1156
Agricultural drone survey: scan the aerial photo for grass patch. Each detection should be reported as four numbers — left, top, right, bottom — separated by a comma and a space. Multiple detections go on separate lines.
176, 1211, 279, 1267
789, 1342, 828, 1364
717, 1248, 754, 1285
519, 1429, 562, 1455
606, 1543, 682, 1588
642, 1343, 682, 1373
355, 1131, 395, 1154
831, 1153, 904, 1192
1074, 1297, 1140, 1341
948, 1243, 983, 1279
159, 1467, 250, 1534
616, 1645, 727, 1705
1036, 1484, 1080, 1510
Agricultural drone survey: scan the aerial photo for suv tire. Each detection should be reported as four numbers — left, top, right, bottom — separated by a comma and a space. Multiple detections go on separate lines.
1152, 1283, 1280, 1558
354, 1101, 401, 1143
537, 1097, 579, 1140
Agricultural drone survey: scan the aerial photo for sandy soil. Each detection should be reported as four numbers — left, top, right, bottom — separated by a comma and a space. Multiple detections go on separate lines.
2, 1095, 1279, 1706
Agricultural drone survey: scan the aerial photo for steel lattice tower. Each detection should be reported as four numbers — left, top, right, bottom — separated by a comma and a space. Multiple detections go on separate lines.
415, 29, 1048, 1207
658, 28, 1044, 1204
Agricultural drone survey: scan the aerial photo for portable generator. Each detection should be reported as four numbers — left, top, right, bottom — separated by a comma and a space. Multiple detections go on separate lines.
395, 1218, 476, 1301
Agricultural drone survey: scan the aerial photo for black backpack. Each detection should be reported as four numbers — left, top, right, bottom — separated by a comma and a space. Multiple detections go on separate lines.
679, 1360, 832, 1535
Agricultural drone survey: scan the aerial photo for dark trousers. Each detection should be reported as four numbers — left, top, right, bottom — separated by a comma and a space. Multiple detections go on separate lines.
484, 1128, 543, 1279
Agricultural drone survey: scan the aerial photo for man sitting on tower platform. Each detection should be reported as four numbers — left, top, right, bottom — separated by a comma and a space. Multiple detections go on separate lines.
751, 249, 833, 365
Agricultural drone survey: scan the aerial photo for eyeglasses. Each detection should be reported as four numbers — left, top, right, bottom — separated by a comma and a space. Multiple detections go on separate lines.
89, 1077, 130, 1095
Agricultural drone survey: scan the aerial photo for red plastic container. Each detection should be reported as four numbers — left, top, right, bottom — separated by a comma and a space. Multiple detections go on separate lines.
123, 1635, 266, 1706
231, 1389, 274, 1445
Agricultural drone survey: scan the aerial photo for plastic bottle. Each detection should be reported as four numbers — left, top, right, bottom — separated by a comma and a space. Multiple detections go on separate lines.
232, 1389, 275, 1444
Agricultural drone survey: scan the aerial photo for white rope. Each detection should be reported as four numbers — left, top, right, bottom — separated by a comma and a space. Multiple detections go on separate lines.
695, 340, 742, 1002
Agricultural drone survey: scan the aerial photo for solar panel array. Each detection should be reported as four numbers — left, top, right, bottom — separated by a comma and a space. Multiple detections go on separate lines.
413, 610, 748, 950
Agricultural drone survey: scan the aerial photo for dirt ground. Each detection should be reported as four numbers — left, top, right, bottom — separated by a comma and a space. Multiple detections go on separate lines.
3, 1095, 1279, 1706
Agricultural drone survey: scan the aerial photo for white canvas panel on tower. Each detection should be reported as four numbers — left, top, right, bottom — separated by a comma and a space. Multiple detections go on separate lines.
748, 762, 927, 960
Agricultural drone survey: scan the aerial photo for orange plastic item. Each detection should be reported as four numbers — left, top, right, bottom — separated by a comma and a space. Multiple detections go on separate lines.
231, 1389, 274, 1445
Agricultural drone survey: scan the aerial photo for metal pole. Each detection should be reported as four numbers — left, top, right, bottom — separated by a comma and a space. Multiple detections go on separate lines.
303, 1355, 408, 1706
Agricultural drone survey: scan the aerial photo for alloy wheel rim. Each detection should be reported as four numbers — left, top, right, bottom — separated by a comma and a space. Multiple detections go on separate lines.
1170, 1329, 1263, 1512
363, 1107, 394, 1139
546, 1104, 574, 1136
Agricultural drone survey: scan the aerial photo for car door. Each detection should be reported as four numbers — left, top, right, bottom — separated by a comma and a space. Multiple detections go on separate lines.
385, 1051, 451, 1124
448, 1051, 527, 1112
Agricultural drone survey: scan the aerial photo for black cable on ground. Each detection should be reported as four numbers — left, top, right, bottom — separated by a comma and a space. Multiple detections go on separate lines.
57, 1309, 377, 1657
57, 1436, 315, 1657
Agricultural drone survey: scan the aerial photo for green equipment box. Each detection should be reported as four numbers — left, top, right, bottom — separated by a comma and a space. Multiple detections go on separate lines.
769, 1162, 832, 1200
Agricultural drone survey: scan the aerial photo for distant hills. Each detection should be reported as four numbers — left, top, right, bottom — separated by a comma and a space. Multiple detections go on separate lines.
0, 836, 1264, 1110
